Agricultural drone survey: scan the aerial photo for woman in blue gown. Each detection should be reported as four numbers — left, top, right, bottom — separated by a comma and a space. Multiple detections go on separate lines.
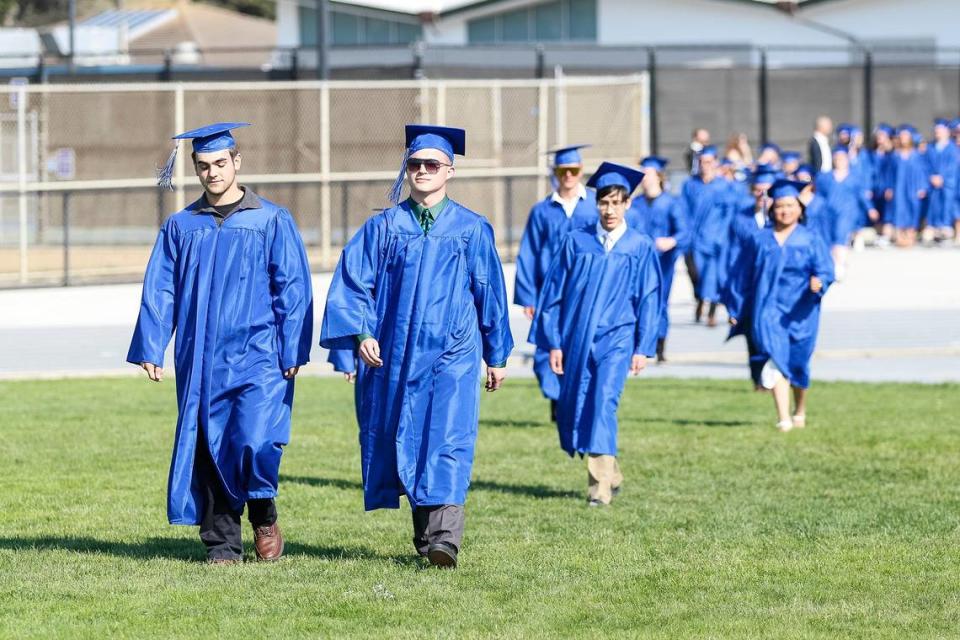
814, 146, 874, 279
923, 118, 959, 241
888, 125, 928, 247
626, 155, 689, 362
727, 180, 834, 433
531, 162, 661, 506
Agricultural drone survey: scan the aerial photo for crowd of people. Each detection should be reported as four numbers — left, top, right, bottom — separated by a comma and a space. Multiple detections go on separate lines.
126, 117, 879, 570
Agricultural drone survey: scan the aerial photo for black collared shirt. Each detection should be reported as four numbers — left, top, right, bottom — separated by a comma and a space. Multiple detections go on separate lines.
195, 187, 262, 225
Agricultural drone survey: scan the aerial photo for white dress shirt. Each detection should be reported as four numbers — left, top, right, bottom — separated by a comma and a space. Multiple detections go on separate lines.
551, 183, 588, 218
596, 220, 628, 252
814, 131, 833, 172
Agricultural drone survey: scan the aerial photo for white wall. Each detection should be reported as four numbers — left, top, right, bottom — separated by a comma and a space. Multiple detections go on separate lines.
801, 0, 960, 48
276, 0, 300, 47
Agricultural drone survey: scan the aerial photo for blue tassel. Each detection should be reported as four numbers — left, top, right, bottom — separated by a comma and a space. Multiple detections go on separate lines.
387, 149, 409, 206
156, 141, 179, 191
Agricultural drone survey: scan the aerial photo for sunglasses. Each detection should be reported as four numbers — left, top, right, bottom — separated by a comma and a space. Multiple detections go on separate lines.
554, 166, 582, 178
406, 159, 451, 174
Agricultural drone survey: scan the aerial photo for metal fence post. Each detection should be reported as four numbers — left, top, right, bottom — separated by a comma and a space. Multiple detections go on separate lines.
412, 41, 424, 80
161, 50, 172, 82
535, 44, 545, 80
758, 47, 769, 145
17, 84, 28, 285
62, 191, 71, 286
174, 85, 185, 211
290, 48, 299, 81
863, 49, 873, 136
647, 47, 658, 156
320, 83, 331, 266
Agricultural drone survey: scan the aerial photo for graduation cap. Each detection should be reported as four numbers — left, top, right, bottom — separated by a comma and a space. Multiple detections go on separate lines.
794, 164, 815, 179
549, 144, 590, 166
158, 122, 250, 190
831, 144, 849, 155
836, 123, 855, 136
874, 122, 895, 136
769, 178, 808, 201
896, 123, 916, 135
751, 163, 779, 186
639, 156, 669, 171
933, 117, 951, 130
951, 118, 960, 130
388, 124, 466, 205
760, 142, 781, 155
781, 150, 802, 163
586, 161, 644, 197
698, 145, 718, 158
719, 157, 735, 168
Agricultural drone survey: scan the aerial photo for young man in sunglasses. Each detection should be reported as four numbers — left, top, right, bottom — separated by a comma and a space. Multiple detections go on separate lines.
320, 125, 513, 568
515, 145, 598, 421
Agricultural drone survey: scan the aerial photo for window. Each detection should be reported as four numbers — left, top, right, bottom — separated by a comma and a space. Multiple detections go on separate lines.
467, 0, 596, 44
298, 8, 422, 47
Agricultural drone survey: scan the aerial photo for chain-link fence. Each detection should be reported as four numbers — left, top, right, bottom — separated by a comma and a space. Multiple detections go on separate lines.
0, 75, 648, 287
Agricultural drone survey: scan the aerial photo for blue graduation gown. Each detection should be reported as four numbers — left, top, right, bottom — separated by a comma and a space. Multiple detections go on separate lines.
871, 149, 895, 223
724, 205, 766, 304
327, 348, 356, 374
890, 150, 928, 230
815, 172, 872, 245
319, 199, 513, 510
681, 176, 733, 303
514, 193, 598, 400
924, 142, 959, 228
530, 227, 661, 457
127, 194, 314, 525
727, 225, 834, 389
627, 192, 689, 339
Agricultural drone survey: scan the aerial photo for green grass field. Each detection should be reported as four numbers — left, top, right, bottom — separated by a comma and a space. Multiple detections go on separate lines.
1, 376, 958, 639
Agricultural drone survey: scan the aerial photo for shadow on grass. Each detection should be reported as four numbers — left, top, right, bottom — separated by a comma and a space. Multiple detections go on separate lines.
0, 536, 386, 563
471, 479, 580, 500
480, 419, 545, 429
280, 474, 362, 491
667, 418, 755, 428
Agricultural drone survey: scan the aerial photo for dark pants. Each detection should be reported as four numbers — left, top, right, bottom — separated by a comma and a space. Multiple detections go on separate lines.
411, 505, 465, 556
194, 428, 277, 560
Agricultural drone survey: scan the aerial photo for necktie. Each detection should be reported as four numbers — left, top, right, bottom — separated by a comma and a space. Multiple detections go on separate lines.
602, 233, 613, 252
419, 209, 434, 233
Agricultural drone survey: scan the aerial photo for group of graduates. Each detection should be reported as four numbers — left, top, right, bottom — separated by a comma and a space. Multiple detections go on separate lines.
127, 120, 834, 571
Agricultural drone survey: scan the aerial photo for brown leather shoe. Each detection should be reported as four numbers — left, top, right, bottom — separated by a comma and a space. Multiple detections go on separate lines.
253, 522, 284, 561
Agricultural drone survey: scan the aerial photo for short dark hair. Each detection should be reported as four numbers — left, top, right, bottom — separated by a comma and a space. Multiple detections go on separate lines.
191, 147, 240, 164
766, 198, 807, 223
596, 184, 629, 201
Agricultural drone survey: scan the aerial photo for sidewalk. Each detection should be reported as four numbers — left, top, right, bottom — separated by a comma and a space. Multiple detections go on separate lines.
2, 247, 958, 383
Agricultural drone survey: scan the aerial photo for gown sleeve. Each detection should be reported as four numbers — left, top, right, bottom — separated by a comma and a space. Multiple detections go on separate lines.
513, 204, 544, 308
126, 219, 179, 367
725, 233, 757, 324
327, 348, 357, 374
810, 233, 835, 298
268, 210, 314, 371
530, 235, 574, 352
319, 217, 382, 351
469, 220, 515, 367
634, 244, 663, 357
670, 196, 691, 252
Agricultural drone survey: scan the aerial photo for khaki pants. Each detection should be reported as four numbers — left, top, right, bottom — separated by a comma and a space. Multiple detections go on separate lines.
587, 454, 623, 505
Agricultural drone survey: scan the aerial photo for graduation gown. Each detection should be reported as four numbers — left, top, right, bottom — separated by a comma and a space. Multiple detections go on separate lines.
627, 192, 689, 339
319, 199, 513, 510
530, 227, 661, 457
889, 150, 928, 230
514, 193, 598, 400
815, 172, 872, 245
127, 192, 313, 524
871, 150, 895, 223
727, 225, 834, 389
924, 142, 959, 228
681, 176, 733, 303
724, 205, 766, 305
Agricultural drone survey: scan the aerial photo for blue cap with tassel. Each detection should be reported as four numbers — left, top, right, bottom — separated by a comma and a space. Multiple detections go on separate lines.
157, 122, 251, 190
388, 124, 466, 206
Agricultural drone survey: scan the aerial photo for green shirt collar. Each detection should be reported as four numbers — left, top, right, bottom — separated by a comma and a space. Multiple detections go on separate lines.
409, 195, 448, 218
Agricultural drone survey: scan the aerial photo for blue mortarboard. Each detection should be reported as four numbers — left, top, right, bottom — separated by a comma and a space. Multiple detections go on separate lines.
934, 118, 950, 129
586, 161, 644, 197
158, 121, 250, 190
760, 142, 781, 154
831, 145, 849, 155
913, 131, 924, 145
795, 164, 814, 178
951, 118, 960, 130
550, 144, 590, 166
388, 124, 466, 205
751, 163, 779, 186
875, 123, 894, 135
719, 157, 735, 167
896, 123, 916, 135
769, 178, 808, 201
836, 123, 855, 135
781, 150, 801, 163
640, 155, 669, 170
698, 145, 718, 158
850, 125, 863, 136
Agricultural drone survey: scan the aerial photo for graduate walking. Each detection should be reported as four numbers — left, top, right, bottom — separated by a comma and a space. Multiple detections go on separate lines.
681, 145, 733, 327
514, 145, 598, 417
626, 156, 688, 362
531, 162, 662, 506
727, 180, 835, 433
888, 125, 928, 247
319, 125, 513, 568
923, 118, 959, 242
127, 123, 314, 564
815, 146, 876, 278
